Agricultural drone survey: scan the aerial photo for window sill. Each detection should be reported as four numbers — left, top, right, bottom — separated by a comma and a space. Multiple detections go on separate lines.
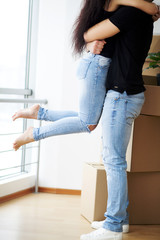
0, 173, 35, 197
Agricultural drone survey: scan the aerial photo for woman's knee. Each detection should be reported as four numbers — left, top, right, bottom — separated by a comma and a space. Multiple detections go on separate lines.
79, 114, 98, 132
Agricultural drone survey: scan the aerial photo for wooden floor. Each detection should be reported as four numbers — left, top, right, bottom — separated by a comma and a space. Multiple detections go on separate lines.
0, 193, 160, 240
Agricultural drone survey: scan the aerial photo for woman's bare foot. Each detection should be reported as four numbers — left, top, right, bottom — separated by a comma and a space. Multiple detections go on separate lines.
12, 104, 40, 121
13, 127, 35, 151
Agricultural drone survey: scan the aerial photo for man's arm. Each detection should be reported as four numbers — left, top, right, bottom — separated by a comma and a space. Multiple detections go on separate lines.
84, 19, 120, 43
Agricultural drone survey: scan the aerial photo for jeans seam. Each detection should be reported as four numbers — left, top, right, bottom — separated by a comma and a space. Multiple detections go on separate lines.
93, 57, 99, 86
33, 128, 38, 141
37, 107, 43, 120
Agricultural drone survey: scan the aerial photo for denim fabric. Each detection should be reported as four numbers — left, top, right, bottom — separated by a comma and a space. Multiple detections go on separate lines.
101, 90, 145, 232
33, 53, 111, 141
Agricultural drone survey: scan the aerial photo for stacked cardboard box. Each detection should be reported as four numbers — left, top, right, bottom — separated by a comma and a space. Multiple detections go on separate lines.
127, 172, 160, 224
142, 35, 160, 85
127, 35, 160, 224
81, 36, 160, 224
126, 111, 160, 224
81, 94, 160, 225
81, 163, 107, 223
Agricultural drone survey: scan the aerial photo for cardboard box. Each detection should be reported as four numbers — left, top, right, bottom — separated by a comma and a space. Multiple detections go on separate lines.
128, 172, 160, 224
142, 35, 160, 78
142, 62, 160, 78
126, 114, 160, 172
81, 165, 160, 225
148, 35, 160, 54
143, 75, 157, 86
81, 162, 107, 223
141, 85, 160, 116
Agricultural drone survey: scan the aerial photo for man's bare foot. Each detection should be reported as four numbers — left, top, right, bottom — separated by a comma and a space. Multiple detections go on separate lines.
13, 127, 35, 151
12, 104, 40, 121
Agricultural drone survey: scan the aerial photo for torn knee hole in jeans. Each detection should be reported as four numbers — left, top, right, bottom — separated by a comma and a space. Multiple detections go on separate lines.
88, 124, 97, 131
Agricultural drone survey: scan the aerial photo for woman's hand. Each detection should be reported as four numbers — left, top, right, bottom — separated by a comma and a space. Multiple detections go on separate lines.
86, 40, 106, 54
152, 5, 160, 22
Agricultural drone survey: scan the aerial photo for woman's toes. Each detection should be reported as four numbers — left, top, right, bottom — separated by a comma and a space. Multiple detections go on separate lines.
12, 111, 22, 121
12, 104, 40, 121
12, 114, 17, 121
13, 127, 35, 151
12, 113, 16, 120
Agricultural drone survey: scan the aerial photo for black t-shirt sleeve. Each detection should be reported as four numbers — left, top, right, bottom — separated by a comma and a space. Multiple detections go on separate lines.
109, 6, 142, 32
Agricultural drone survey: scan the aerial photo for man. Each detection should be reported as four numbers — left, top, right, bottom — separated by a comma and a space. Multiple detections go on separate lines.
80, 3, 160, 240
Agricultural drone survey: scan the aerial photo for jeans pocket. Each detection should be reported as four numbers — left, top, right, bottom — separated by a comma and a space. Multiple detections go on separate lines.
76, 58, 91, 79
107, 90, 121, 99
126, 98, 144, 126
98, 57, 111, 68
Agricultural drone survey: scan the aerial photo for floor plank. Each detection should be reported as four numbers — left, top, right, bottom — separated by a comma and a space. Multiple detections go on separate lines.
0, 193, 160, 240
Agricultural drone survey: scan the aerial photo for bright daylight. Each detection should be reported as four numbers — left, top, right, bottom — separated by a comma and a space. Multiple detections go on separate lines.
0, 0, 160, 240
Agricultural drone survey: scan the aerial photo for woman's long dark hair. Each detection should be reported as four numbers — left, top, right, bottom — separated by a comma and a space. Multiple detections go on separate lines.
72, 0, 107, 56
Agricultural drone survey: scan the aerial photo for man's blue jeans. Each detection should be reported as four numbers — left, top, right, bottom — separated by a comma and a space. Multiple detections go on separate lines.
101, 90, 145, 232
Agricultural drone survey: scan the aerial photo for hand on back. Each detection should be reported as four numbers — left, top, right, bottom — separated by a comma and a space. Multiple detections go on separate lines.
86, 40, 106, 54
152, 5, 160, 22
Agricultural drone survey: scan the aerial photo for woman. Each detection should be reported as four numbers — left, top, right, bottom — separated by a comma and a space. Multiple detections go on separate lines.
12, 0, 158, 151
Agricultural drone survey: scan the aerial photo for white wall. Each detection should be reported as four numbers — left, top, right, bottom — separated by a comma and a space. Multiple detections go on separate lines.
35, 0, 102, 190
154, 0, 160, 34
35, 0, 160, 190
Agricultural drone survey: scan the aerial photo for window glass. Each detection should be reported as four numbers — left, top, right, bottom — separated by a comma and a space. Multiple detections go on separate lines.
0, 0, 29, 89
0, 0, 30, 180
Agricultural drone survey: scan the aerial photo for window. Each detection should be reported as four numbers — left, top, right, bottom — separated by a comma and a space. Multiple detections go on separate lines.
0, 0, 38, 181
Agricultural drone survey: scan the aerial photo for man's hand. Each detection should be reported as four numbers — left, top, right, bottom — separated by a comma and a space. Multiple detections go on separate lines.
86, 40, 106, 54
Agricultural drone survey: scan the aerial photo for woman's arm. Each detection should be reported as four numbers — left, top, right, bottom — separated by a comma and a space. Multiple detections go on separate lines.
109, 0, 158, 15
84, 19, 120, 43
84, 2, 160, 43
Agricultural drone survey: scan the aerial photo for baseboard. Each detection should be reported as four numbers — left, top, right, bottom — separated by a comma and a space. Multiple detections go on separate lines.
0, 187, 35, 204
0, 187, 81, 203
38, 186, 81, 195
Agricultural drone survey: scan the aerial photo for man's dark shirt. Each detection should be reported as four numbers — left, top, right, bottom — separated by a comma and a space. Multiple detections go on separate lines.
107, 7, 153, 95
98, 9, 117, 58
